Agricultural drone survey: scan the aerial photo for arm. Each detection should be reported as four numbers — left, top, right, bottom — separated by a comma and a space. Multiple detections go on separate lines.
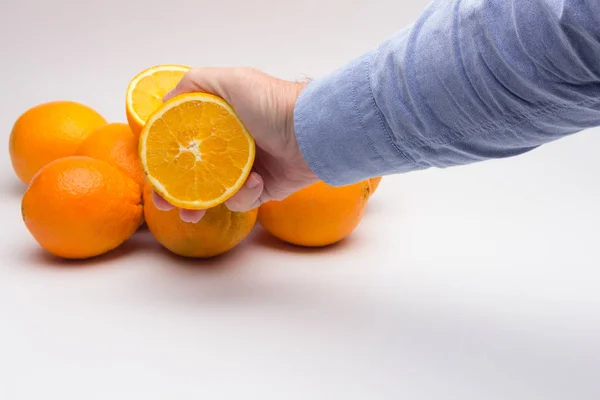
294, 0, 600, 185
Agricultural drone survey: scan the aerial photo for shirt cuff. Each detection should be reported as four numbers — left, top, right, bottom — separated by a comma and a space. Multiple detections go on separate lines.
294, 51, 417, 186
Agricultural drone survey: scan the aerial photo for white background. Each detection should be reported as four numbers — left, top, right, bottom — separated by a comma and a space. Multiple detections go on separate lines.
1, 0, 599, 399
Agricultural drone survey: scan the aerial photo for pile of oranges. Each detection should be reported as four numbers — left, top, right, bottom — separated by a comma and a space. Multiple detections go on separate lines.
9, 65, 382, 260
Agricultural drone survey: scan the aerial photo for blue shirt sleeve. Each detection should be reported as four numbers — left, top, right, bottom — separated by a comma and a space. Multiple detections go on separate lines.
294, 0, 600, 185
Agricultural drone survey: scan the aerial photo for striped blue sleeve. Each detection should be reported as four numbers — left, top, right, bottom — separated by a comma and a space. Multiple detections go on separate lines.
294, 0, 600, 185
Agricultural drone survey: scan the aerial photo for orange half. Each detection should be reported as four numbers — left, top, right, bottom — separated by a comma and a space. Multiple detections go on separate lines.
139, 93, 256, 210
126, 64, 191, 137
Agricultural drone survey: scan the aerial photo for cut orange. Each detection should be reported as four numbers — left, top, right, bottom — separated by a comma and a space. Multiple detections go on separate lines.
125, 64, 191, 138
139, 93, 256, 210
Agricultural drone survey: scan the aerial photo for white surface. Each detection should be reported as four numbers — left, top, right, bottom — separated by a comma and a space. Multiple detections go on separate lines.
1, 1, 599, 399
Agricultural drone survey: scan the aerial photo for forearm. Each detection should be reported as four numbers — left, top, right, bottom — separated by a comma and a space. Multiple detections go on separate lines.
295, 0, 600, 185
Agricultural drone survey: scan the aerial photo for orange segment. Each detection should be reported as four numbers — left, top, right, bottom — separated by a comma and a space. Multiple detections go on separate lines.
125, 64, 191, 137
139, 93, 255, 210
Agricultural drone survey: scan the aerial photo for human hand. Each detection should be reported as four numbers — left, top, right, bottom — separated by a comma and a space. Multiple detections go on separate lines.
151, 67, 318, 223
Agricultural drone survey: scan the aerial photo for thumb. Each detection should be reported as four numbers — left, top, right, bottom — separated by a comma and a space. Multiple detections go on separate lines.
163, 67, 234, 102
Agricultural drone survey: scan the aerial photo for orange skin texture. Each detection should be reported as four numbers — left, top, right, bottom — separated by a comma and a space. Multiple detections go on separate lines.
258, 180, 371, 247
76, 122, 145, 188
370, 177, 382, 194
9, 101, 107, 184
22, 157, 143, 259
143, 185, 258, 258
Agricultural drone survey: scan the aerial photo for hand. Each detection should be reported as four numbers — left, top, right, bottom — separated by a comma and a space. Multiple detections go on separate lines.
152, 67, 319, 223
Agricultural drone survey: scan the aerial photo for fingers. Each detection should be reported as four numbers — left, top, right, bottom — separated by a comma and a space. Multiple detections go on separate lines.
152, 171, 266, 223
153, 191, 206, 223
152, 170, 262, 225
153, 172, 265, 223
179, 209, 206, 224
152, 191, 174, 211
224, 172, 264, 212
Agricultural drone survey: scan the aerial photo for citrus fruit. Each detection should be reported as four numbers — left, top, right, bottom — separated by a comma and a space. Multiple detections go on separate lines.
139, 93, 255, 210
143, 185, 257, 258
126, 64, 191, 138
370, 177, 382, 194
76, 122, 145, 188
9, 101, 107, 184
22, 156, 143, 259
258, 180, 371, 247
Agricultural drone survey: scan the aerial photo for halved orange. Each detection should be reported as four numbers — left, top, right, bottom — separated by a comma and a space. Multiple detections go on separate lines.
139, 93, 256, 210
125, 64, 191, 138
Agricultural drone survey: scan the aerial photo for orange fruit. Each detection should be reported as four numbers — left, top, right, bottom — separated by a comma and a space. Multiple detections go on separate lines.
22, 156, 143, 259
370, 177, 382, 194
9, 101, 107, 184
126, 64, 191, 138
143, 185, 258, 258
139, 93, 255, 210
258, 180, 371, 247
76, 122, 145, 188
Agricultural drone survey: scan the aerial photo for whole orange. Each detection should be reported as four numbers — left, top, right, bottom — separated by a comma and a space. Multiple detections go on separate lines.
370, 177, 382, 194
9, 101, 107, 183
22, 156, 143, 259
258, 180, 371, 247
143, 185, 258, 258
76, 122, 145, 188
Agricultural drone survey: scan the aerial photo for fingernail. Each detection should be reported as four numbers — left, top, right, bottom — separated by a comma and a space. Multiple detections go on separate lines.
153, 191, 174, 211
246, 174, 260, 189
182, 215, 202, 224
180, 209, 205, 224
